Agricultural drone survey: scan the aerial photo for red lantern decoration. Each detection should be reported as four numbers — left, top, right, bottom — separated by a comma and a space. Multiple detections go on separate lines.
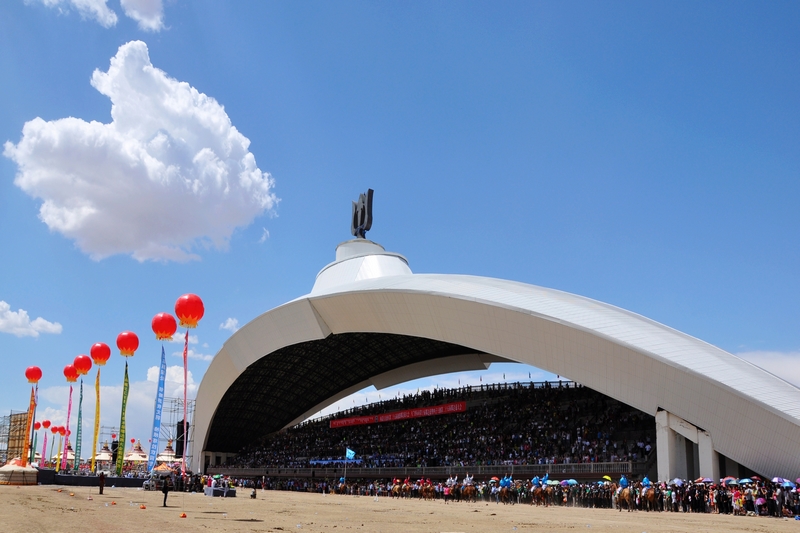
175, 294, 204, 329
58, 427, 66, 436
25, 366, 42, 384
50, 426, 58, 435
116, 331, 139, 357
90, 343, 111, 366
63, 364, 78, 383
152, 312, 177, 340
111, 433, 116, 440
130, 438, 135, 444
73, 354, 92, 376
34, 421, 41, 430
42, 420, 51, 429
66, 429, 71, 436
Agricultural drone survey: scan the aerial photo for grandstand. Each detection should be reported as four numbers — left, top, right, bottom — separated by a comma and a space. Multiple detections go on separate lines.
209, 381, 656, 482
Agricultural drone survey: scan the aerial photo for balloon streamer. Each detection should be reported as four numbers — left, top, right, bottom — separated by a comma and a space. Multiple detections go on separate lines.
147, 347, 167, 472
21, 387, 36, 468
28, 384, 39, 464
90, 368, 101, 472
182, 330, 189, 476
61, 385, 73, 471
115, 363, 129, 476
73, 380, 84, 472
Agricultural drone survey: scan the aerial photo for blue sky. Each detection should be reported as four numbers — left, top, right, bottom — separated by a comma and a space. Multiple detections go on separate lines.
1, 1, 798, 457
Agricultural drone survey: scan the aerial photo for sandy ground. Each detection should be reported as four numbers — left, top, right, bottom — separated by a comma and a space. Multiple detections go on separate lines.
1, 484, 797, 533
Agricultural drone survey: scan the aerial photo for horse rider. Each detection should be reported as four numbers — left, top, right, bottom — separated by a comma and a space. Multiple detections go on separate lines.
463, 472, 474, 486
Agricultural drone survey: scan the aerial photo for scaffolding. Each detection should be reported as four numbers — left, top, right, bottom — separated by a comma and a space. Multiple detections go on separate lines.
158, 397, 195, 468
0, 411, 28, 464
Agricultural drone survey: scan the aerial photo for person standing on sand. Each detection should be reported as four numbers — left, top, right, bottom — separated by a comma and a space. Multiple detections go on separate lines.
162, 476, 173, 507
98, 472, 105, 495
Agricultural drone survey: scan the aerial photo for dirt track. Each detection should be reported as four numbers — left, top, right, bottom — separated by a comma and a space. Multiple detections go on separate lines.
1, 484, 796, 533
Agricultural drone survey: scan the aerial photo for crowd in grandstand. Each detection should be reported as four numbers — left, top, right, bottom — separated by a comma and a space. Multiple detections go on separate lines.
229, 381, 655, 469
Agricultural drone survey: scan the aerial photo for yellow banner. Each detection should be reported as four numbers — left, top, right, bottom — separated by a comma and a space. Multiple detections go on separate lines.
91, 368, 101, 472
21, 387, 36, 467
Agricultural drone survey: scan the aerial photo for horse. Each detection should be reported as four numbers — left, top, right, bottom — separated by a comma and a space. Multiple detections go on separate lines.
531, 485, 546, 506
421, 484, 435, 501
617, 487, 634, 512
461, 484, 477, 503
642, 486, 659, 512
499, 486, 513, 505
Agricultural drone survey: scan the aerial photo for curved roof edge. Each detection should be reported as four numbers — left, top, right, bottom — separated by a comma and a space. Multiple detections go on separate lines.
194, 273, 800, 477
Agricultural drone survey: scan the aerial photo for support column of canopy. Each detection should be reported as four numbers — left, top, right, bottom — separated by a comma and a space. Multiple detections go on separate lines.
656, 410, 718, 482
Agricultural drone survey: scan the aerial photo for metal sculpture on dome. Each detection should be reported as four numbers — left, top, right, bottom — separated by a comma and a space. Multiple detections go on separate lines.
351, 188, 373, 238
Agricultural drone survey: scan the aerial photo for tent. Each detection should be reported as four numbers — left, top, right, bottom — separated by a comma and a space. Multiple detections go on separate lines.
0, 463, 38, 485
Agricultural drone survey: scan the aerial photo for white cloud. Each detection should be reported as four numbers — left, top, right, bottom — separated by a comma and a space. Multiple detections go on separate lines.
219, 317, 239, 333
4, 40, 278, 263
737, 351, 800, 388
167, 333, 198, 345
171, 348, 213, 362
0, 300, 62, 337
120, 0, 164, 31
31, 0, 119, 28
258, 227, 270, 243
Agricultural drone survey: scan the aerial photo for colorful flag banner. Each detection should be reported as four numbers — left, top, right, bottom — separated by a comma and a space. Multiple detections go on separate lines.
73, 380, 84, 472
61, 385, 73, 471
21, 387, 36, 467
90, 368, 101, 473
147, 347, 167, 472
345, 448, 356, 460
42, 432, 48, 468
115, 363, 129, 476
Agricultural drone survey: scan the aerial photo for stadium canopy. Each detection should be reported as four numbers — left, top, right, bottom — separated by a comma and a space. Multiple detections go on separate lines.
193, 238, 800, 480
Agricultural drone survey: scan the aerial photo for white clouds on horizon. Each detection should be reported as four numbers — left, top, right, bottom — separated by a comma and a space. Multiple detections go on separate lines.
0, 300, 62, 337
29, 0, 164, 31
4, 40, 277, 263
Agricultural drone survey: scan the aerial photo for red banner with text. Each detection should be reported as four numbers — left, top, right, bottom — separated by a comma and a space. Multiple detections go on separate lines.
330, 401, 467, 428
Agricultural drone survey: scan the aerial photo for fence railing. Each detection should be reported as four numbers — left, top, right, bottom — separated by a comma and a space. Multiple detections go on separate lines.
206, 461, 634, 480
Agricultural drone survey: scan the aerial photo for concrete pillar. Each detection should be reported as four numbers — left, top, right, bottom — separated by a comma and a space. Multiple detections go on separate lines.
655, 411, 676, 481
698, 430, 720, 482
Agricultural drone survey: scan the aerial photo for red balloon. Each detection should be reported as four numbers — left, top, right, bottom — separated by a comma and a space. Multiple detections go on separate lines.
66, 429, 71, 436
175, 294, 204, 329
58, 427, 66, 436
130, 438, 135, 444
152, 312, 178, 340
34, 421, 41, 430
116, 331, 139, 357
25, 366, 42, 384
90, 342, 111, 366
50, 426, 58, 435
42, 420, 51, 429
111, 433, 116, 439
63, 364, 78, 383
73, 354, 92, 376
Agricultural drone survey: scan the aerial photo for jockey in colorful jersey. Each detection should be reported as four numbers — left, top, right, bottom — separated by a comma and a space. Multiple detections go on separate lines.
500, 474, 513, 488
532, 476, 541, 487
404, 476, 411, 486
463, 473, 474, 486
446, 475, 458, 487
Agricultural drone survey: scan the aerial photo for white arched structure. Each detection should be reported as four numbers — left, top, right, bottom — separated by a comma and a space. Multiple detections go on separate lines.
194, 240, 800, 479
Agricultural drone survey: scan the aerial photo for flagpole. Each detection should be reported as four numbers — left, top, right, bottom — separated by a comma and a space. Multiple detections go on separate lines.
344, 447, 347, 485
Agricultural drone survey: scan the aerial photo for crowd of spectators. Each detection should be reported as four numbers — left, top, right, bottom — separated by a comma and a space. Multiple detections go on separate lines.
228, 381, 655, 469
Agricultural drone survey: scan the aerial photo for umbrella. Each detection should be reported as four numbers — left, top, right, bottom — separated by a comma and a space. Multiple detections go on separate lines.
546, 480, 560, 486
491, 476, 500, 481
772, 477, 786, 483
489, 479, 497, 484
738, 478, 752, 484
783, 481, 796, 488
568, 479, 578, 486
602, 475, 612, 481
702, 478, 713, 483
756, 497, 766, 506
560, 480, 569, 487
671, 478, 683, 486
